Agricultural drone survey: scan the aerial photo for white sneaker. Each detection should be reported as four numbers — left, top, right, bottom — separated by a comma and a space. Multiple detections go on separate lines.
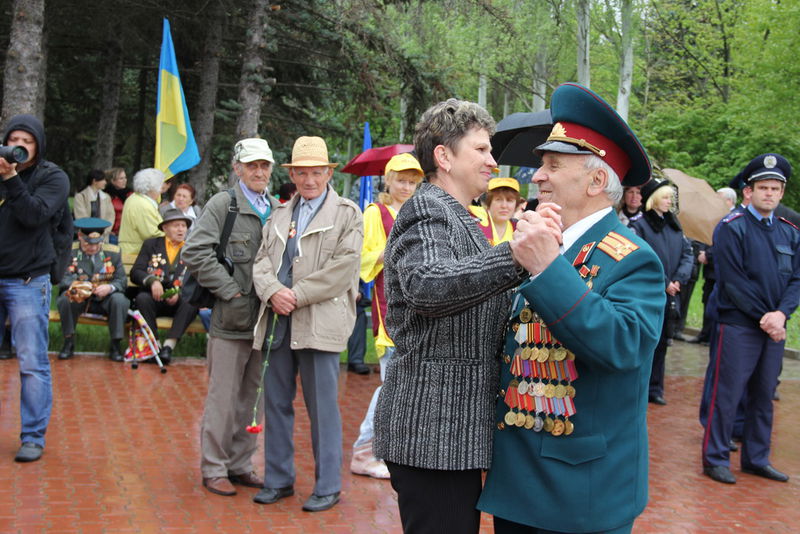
351, 444, 391, 479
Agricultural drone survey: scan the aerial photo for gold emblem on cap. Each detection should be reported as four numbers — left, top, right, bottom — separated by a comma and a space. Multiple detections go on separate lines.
764, 155, 777, 169
547, 122, 607, 158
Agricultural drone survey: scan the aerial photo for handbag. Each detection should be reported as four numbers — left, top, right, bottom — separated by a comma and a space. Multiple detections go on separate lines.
182, 189, 238, 308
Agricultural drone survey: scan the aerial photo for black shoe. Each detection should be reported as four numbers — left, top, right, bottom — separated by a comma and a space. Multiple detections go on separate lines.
58, 337, 75, 360
253, 486, 294, 505
728, 439, 739, 452
14, 442, 43, 463
648, 395, 667, 406
347, 363, 371, 375
742, 464, 789, 482
158, 346, 172, 365
0, 339, 12, 360
108, 339, 124, 362
302, 492, 340, 512
703, 465, 736, 484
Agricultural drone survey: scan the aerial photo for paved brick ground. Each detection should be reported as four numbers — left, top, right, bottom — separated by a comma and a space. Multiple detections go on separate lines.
0, 340, 797, 533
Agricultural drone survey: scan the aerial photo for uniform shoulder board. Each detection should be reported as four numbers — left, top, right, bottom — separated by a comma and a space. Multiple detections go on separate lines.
779, 217, 799, 231
722, 212, 744, 224
104, 243, 121, 253
597, 231, 639, 262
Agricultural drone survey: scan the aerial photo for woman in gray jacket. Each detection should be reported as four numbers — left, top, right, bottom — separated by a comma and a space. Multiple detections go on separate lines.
373, 99, 529, 534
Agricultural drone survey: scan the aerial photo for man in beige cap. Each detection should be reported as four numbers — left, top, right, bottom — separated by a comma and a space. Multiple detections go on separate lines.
182, 137, 279, 497
251, 136, 363, 512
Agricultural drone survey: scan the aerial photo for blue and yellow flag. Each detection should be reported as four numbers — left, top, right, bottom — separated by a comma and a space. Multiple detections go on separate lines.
155, 18, 200, 179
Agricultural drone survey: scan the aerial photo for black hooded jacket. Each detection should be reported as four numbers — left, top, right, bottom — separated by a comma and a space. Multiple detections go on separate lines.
0, 114, 70, 278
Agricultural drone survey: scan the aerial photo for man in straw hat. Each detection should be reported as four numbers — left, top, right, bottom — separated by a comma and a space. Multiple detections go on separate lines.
182, 137, 279, 497
251, 136, 363, 512
478, 83, 666, 533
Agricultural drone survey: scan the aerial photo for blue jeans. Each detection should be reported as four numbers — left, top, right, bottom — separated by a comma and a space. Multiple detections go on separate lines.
0, 274, 52, 446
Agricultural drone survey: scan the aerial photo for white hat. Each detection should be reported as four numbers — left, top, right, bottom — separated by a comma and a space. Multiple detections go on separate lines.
234, 138, 274, 163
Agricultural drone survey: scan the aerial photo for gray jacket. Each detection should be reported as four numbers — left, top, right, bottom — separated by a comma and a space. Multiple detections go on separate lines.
373, 183, 527, 470
182, 184, 278, 340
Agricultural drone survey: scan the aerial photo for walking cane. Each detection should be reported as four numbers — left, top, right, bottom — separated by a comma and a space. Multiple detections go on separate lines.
246, 313, 279, 434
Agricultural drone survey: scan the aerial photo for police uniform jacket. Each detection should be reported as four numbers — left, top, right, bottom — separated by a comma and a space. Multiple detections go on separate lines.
373, 183, 528, 471
478, 211, 665, 532
714, 209, 800, 328
129, 236, 188, 291
58, 243, 127, 296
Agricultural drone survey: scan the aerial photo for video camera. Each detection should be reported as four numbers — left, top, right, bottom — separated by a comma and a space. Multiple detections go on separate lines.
0, 145, 28, 164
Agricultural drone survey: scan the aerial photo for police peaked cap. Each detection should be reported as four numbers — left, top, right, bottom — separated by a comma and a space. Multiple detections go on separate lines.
740, 153, 791, 185
535, 83, 651, 186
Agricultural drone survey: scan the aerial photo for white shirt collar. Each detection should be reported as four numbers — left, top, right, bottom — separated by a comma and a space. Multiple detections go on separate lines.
561, 207, 613, 254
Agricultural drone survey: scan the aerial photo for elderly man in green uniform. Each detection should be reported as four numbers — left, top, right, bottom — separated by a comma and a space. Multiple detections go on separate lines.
56, 217, 129, 361
477, 83, 666, 533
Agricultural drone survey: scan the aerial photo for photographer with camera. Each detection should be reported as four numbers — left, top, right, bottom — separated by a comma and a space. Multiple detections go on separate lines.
55, 218, 129, 362
182, 138, 279, 497
0, 114, 70, 462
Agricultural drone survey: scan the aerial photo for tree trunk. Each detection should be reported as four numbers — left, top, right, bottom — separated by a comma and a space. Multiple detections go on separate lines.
477, 72, 488, 108
34, 22, 47, 118
93, 35, 123, 170
231, 0, 270, 185
616, 0, 634, 122
235, 1, 269, 140
133, 58, 148, 173
2, 0, 46, 124
532, 47, 547, 112
576, 0, 591, 88
187, 1, 224, 202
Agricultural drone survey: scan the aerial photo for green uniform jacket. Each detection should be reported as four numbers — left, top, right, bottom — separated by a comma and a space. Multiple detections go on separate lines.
478, 211, 665, 532
58, 243, 127, 294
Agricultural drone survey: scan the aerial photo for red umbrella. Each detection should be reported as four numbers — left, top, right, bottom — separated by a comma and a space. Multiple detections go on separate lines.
342, 144, 414, 176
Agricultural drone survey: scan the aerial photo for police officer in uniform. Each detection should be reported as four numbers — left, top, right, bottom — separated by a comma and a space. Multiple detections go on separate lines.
478, 83, 666, 533
701, 154, 799, 484
56, 217, 129, 361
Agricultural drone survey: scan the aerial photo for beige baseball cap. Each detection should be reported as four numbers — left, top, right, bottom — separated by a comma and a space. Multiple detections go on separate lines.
234, 138, 275, 163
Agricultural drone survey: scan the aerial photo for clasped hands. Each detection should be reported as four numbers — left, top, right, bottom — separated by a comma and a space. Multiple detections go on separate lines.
760, 310, 786, 342
269, 287, 297, 315
510, 203, 563, 275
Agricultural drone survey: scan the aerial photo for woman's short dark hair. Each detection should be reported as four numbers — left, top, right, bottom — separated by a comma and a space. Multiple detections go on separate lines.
86, 169, 105, 186
413, 98, 496, 180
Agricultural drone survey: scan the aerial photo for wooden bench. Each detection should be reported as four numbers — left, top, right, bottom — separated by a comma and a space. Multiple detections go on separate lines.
48, 252, 207, 335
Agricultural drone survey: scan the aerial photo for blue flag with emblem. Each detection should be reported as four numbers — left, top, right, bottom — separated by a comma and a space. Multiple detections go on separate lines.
155, 18, 200, 179
358, 122, 373, 299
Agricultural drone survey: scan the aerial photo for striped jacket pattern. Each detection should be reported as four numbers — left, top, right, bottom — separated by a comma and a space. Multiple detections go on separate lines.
373, 183, 527, 470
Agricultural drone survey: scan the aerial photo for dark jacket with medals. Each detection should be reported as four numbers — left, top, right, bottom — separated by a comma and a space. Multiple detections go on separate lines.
130, 236, 188, 292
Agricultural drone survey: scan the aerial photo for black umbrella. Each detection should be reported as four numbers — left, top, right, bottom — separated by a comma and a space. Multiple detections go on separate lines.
491, 109, 553, 167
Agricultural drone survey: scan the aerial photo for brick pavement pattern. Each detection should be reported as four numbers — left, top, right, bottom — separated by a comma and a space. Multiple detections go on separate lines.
0, 341, 797, 533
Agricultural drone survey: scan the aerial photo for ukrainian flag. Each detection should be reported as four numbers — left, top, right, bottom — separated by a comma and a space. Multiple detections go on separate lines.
155, 18, 200, 179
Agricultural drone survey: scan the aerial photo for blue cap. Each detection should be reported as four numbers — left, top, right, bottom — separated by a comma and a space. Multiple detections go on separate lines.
74, 217, 111, 244
739, 153, 791, 185
535, 83, 651, 186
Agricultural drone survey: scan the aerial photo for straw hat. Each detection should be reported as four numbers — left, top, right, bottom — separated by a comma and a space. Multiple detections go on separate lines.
281, 136, 339, 168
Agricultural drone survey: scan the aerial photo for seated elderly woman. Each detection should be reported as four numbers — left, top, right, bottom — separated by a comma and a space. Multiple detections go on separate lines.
159, 182, 201, 222
130, 209, 199, 364
118, 168, 165, 256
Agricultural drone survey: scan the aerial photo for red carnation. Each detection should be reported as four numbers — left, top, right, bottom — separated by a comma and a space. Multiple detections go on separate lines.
246, 424, 263, 434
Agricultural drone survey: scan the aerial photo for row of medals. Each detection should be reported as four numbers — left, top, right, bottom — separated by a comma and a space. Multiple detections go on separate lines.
501, 306, 577, 437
